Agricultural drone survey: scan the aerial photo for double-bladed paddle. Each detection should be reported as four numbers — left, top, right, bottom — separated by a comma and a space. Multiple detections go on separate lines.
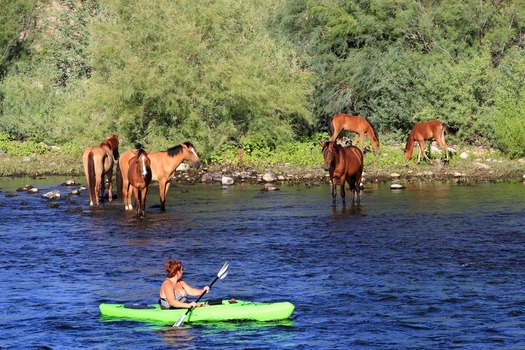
173, 261, 229, 327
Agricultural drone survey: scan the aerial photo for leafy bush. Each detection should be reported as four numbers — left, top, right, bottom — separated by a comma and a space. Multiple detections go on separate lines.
0, 132, 50, 156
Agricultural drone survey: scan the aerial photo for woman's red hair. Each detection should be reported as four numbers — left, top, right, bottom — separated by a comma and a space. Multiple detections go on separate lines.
165, 259, 182, 278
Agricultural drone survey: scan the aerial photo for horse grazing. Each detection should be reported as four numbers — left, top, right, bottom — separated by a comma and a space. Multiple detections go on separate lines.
127, 149, 152, 218
329, 113, 380, 154
320, 141, 364, 207
82, 135, 119, 206
404, 120, 452, 164
117, 142, 201, 211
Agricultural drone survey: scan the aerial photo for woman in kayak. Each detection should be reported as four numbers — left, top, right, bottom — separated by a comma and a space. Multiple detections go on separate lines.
159, 259, 210, 309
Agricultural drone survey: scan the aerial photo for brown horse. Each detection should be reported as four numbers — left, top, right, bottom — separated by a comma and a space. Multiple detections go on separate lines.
117, 142, 201, 211
82, 135, 119, 206
404, 120, 452, 164
329, 113, 380, 154
321, 141, 364, 207
127, 149, 152, 218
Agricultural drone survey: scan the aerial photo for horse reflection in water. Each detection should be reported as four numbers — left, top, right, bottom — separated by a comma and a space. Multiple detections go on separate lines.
117, 142, 201, 211
321, 141, 364, 207
127, 148, 152, 218
82, 135, 119, 206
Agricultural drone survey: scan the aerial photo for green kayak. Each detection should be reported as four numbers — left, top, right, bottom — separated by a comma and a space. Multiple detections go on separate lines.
99, 299, 294, 324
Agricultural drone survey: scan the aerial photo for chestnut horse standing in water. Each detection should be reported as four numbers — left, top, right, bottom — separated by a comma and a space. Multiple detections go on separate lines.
404, 120, 452, 164
329, 113, 380, 154
82, 135, 119, 206
127, 149, 152, 218
321, 141, 364, 207
117, 142, 201, 211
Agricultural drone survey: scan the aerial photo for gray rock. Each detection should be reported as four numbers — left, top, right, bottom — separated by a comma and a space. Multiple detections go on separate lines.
42, 190, 60, 200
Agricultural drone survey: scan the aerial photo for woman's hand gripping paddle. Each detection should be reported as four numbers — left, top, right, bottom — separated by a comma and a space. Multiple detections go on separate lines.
173, 261, 229, 327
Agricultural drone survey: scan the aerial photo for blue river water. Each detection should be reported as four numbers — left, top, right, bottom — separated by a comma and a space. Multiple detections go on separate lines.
1, 176, 525, 349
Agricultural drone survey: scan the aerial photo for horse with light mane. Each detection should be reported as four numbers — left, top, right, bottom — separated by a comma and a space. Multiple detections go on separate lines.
404, 120, 452, 164
321, 141, 364, 207
117, 142, 201, 211
329, 113, 380, 154
82, 135, 119, 206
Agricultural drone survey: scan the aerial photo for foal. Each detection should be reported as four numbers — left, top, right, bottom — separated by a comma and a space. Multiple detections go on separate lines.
127, 149, 152, 217
321, 141, 364, 207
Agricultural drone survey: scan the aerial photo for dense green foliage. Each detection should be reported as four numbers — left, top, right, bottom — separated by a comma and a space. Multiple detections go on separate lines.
1, 0, 525, 161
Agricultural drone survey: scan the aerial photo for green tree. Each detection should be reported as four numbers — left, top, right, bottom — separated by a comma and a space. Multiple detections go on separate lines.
0, 0, 36, 77
273, 0, 525, 147
493, 47, 525, 158
82, 0, 313, 156
0, 0, 97, 143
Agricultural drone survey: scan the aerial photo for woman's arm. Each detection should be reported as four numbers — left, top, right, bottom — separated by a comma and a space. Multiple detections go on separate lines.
180, 280, 210, 297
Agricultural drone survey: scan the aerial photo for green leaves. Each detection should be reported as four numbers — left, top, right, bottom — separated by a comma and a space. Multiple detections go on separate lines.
83, 0, 314, 157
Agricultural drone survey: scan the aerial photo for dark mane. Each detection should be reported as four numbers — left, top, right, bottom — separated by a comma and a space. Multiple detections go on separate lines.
366, 118, 380, 141
323, 140, 343, 151
167, 141, 194, 157
101, 135, 119, 160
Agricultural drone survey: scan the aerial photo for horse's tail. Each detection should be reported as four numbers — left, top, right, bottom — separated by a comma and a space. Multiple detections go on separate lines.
116, 160, 123, 201
327, 115, 335, 136
87, 151, 97, 202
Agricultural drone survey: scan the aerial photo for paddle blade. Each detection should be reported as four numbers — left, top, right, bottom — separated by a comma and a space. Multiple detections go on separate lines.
173, 314, 186, 328
218, 262, 229, 279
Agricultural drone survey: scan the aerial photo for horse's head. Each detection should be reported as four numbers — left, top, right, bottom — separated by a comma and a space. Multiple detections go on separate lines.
182, 142, 201, 168
135, 149, 150, 178
102, 135, 120, 160
320, 141, 336, 171
129, 149, 151, 178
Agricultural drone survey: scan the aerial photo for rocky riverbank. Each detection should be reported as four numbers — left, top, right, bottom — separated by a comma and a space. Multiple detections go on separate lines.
1, 145, 525, 186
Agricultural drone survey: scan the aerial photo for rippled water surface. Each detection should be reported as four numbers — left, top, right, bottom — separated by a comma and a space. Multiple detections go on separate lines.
1, 177, 525, 349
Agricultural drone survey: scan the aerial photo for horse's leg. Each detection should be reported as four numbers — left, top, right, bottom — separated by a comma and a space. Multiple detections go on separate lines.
126, 180, 133, 210
330, 125, 342, 142
125, 183, 132, 210
133, 187, 140, 217
357, 172, 363, 204
331, 181, 337, 207
141, 186, 148, 217
436, 128, 449, 161
352, 133, 359, 147
138, 187, 144, 217
421, 141, 432, 164
94, 167, 103, 205
353, 175, 361, 204
121, 166, 130, 210
340, 177, 346, 207
348, 176, 359, 204
416, 141, 429, 164
107, 169, 113, 202
86, 151, 96, 206
158, 180, 167, 211
359, 132, 365, 150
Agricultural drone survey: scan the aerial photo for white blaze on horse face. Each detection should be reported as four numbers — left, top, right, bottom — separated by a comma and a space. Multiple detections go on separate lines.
190, 147, 197, 157
140, 154, 148, 178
